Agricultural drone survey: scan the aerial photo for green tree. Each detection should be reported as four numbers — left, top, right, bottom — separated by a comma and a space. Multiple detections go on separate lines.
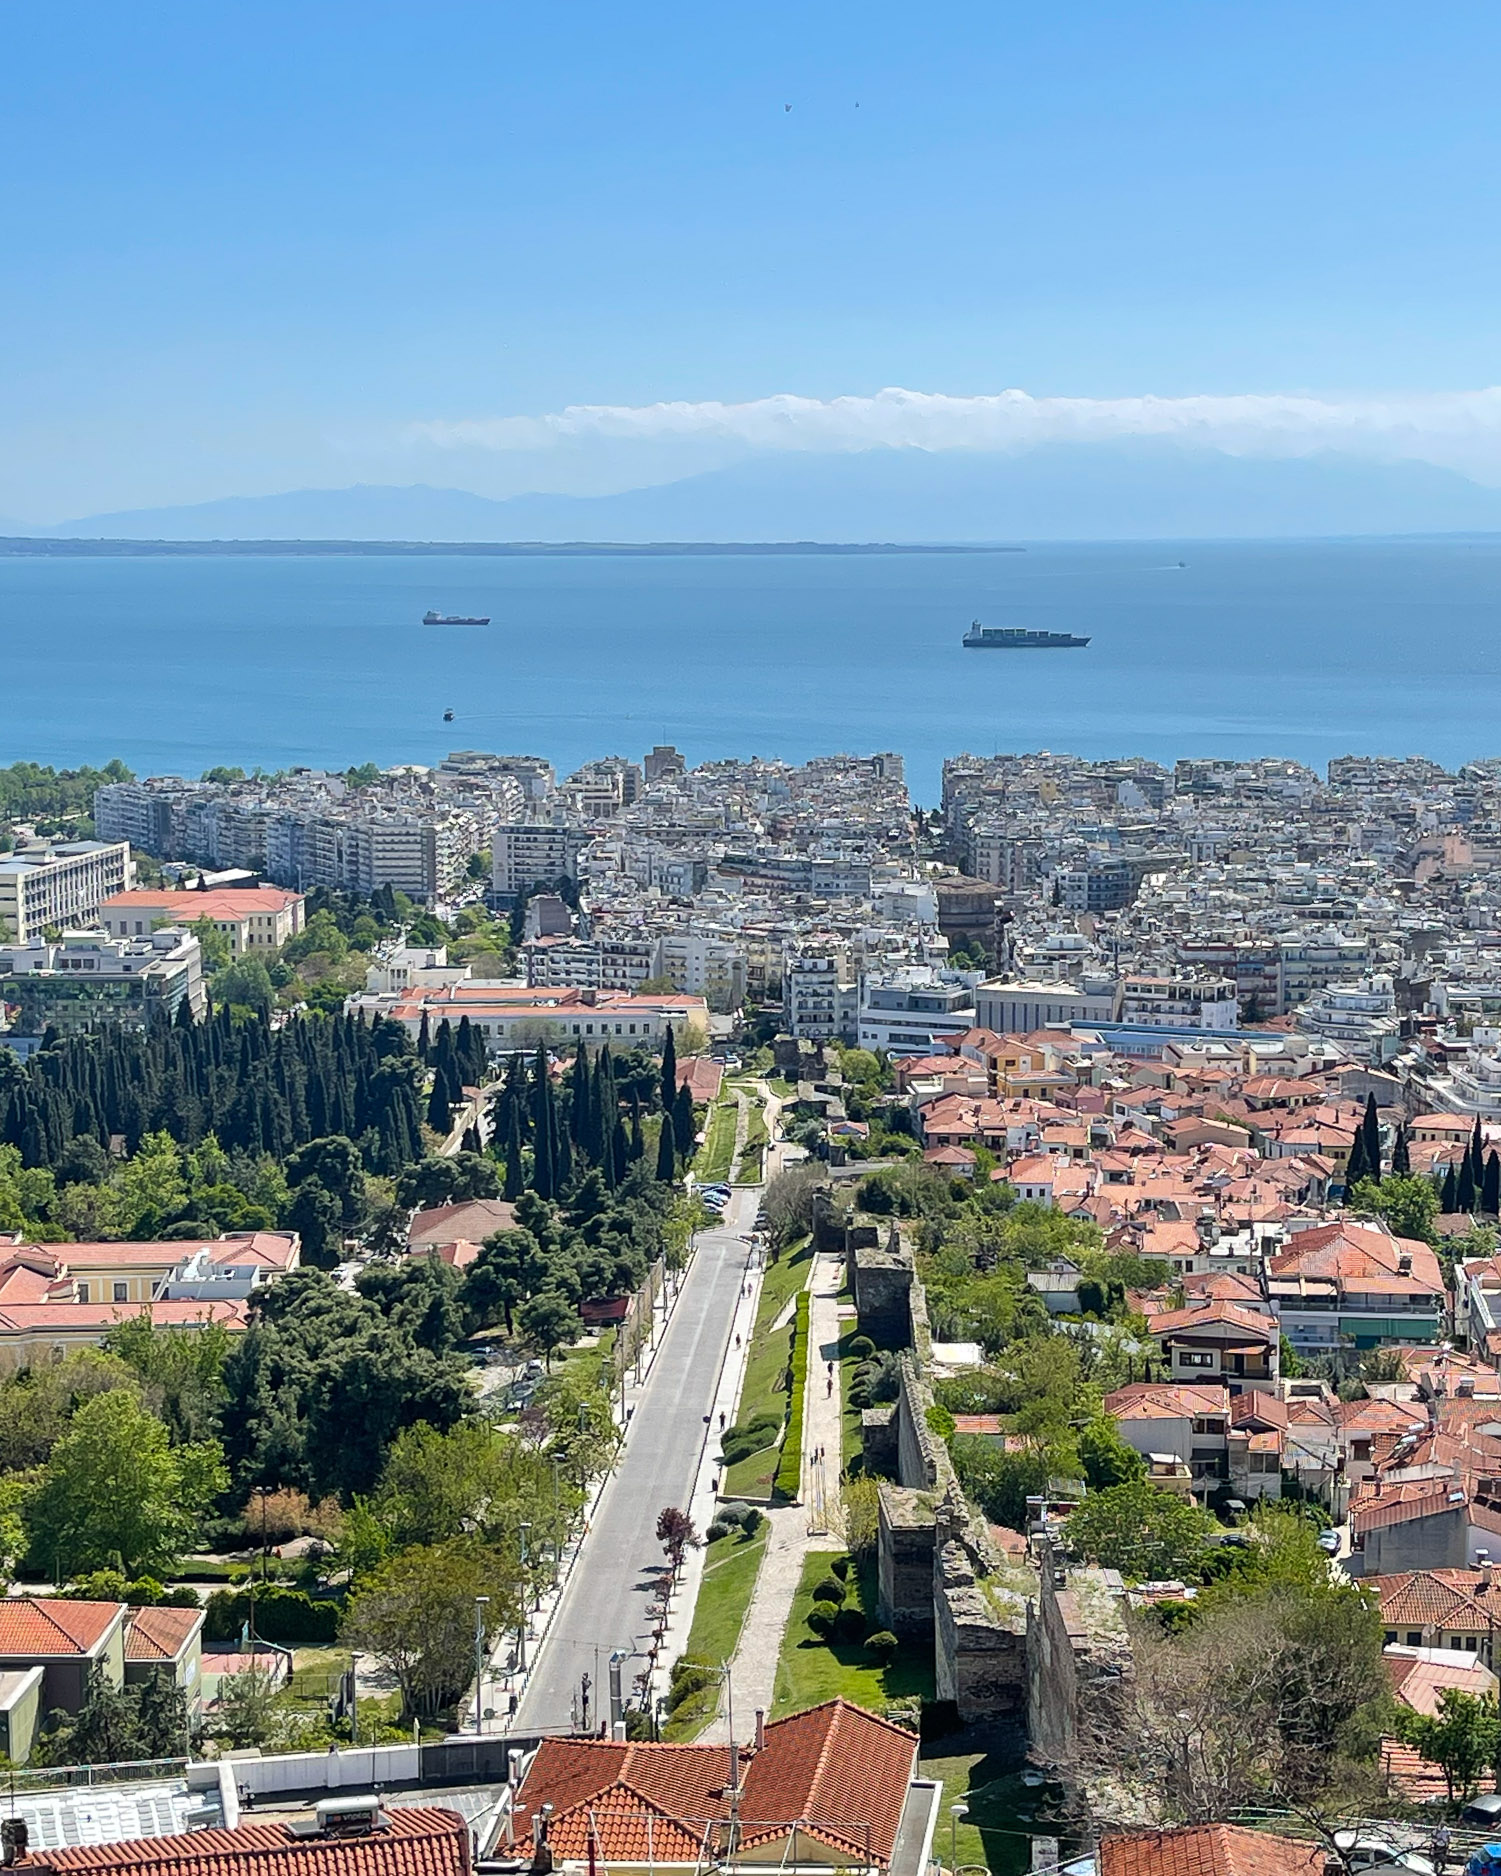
103, 1316, 232, 1445
26, 1389, 227, 1578
1398, 1689, 1500, 1802
1062, 1480, 1215, 1581
186, 916, 234, 974
1361, 1092, 1381, 1185
1078, 1416, 1147, 1491
1347, 1173, 1439, 1246
38, 1662, 145, 1766
213, 1664, 283, 1749
519, 1289, 581, 1368
344, 1541, 516, 1719
374, 1420, 511, 1548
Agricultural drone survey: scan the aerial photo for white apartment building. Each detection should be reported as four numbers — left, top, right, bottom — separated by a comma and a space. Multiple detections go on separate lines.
654, 930, 746, 1012
784, 946, 857, 1042
856, 966, 977, 1055
523, 932, 655, 993
493, 824, 590, 900
1118, 973, 1239, 1031
1293, 975, 1403, 1064
0, 928, 204, 1033
0, 841, 133, 943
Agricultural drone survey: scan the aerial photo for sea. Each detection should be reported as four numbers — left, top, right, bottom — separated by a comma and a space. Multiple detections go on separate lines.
7, 535, 1501, 804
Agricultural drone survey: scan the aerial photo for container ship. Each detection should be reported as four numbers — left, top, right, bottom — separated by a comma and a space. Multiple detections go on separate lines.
423, 610, 490, 625
963, 621, 1090, 649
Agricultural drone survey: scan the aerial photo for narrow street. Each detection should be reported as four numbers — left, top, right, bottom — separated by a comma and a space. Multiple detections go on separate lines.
512, 1188, 759, 1732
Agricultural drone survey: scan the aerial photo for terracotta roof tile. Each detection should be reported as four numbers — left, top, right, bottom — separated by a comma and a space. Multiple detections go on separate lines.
42, 1806, 468, 1876
1100, 1826, 1321, 1876
0, 1598, 122, 1656
124, 1605, 203, 1662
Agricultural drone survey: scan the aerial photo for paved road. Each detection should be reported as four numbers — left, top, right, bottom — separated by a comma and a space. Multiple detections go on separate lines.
514, 1189, 757, 1731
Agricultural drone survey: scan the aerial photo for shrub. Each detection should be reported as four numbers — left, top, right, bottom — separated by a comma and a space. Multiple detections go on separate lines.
865, 1629, 899, 1664
202, 1584, 340, 1645
806, 1599, 840, 1638
833, 1606, 867, 1642
773, 1292, 812, 1502
740, 1507, 763, 1538
811, 1573, 845, 1607
848, 1335, 876, 1361
705, 1521, 733, 1542
667, 1665, 713, 1710
830, 1555, 851, 1580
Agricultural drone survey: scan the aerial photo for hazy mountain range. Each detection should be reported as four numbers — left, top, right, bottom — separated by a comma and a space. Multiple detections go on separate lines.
17, 441, 1501, 543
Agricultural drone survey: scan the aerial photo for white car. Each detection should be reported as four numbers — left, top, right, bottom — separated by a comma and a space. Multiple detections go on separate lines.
1330, 1833, 1435, 1876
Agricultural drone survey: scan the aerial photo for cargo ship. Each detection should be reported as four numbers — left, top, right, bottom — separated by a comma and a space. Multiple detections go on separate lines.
423, 610, 490, 625
963, 621, 1090, 649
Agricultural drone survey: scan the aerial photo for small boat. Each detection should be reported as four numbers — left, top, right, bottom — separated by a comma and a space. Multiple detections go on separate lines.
443, 710, 455, 722
423, 610, 490, 625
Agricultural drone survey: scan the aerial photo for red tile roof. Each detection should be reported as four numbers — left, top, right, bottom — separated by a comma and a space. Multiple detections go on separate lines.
513, 1699, 917, 1868
42, 1807, 468, 1876
124, 1605, 203, 1663
0, 1598, 122, 1656
1100, 1826, 1321, 1876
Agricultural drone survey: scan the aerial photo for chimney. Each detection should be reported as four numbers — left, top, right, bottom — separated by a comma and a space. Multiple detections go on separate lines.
3, 1821, 29, 1866
754, 1709, 765, 1752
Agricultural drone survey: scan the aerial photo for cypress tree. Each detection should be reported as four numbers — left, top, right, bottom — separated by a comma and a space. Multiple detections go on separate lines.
426, 1073, 452, 1136
1473, 1118, 1486, 1185
629, 1093, 645, 1162
610, 1117, 629, 1188
655, 1116, 676, 1182
416, 1011, 431, 1062
531, 1044, 555, 1199
504, 1101, 526, 1199
1361, 1093, 1381, 1185
1441, 1162, 1458, 1213
1458, 1152, 1477, 1215
571, 1047, 592, 1155
1343, 1128, 1368, 1194
1485, 1150, 1501, 1219
672, 1083, 695, 1159
660, 1025, 677, 1114
1392, 1124, 1411, 1177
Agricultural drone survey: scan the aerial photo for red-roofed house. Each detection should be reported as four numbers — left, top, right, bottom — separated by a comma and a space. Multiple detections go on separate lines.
99, 886, 306, 954
1145, 1302, 1280, 1396
0, 1599, 126, 1717
510, 1699, 926, 1870
1104, 1383, 1231, 1486
39, 1805, 470, 1876
1099, 1826, 1320, 1876
1267, 1222, 1448, 1354
124, 1604, 205, 1716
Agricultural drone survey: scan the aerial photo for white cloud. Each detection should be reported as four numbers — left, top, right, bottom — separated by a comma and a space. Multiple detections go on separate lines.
411, 385, 1501, 481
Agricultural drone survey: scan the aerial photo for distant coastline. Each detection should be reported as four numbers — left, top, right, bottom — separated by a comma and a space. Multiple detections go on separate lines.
0, 536, 1016, 559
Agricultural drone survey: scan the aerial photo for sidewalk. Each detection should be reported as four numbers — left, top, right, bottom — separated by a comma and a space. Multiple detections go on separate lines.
700, 1247, 846, 1742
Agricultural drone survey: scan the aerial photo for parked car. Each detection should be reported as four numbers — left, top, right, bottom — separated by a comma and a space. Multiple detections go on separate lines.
1317, 1529, 1342, 1554
1329, 1832, 1434, 1876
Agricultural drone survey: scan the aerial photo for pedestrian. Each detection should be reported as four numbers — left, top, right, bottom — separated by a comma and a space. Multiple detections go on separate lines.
826, 1375, 833, 1397
719, 1410, 726, 1431
735, 1334, 741, 1348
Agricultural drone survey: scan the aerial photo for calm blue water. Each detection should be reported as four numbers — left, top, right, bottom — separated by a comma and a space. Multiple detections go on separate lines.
6, 538, 1501, 803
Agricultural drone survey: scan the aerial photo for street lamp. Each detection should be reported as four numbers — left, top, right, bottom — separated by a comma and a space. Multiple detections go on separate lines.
949, 1804, 968, 1873
517, 1525, 531, 1669
474, 1596, 490, 1736
349, 1651, 363, 1747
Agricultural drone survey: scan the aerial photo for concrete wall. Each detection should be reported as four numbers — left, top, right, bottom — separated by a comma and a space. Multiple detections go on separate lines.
852, 1227, 915, 1347
1349, 1505, 1468, 1576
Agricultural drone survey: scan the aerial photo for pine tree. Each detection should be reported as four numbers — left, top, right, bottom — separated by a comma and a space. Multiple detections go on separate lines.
1362, 1093, 1381, 1185
1484, 1150, 1500, 1219
655, 1117, 676, 1183
1441, 1162, 1459, 1213
1392, 1124, 1411, 1177
660, 1025, 677, 1115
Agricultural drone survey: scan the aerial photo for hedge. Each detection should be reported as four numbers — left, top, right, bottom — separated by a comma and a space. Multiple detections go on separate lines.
203, 1584, 342, 1645
773, 1291, 812, 1503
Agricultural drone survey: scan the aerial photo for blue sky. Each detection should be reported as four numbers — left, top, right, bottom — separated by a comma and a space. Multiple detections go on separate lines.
8, 2, 1501, 518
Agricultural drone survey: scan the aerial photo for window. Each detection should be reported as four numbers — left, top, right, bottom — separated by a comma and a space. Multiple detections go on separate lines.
113, 1281, 128, 1303
1179, 1350, 1214, 1368
1407, 1631, 1422, 1646
77, 1283, 89, 1304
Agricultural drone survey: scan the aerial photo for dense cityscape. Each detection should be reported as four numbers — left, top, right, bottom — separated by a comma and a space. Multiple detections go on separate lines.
0, 740, 1498, 1876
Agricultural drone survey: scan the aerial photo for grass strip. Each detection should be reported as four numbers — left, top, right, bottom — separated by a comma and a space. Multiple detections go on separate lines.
772, 1291, 811, 1502
662, 1525, 769, 1739
771, 1552, 935, 1718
